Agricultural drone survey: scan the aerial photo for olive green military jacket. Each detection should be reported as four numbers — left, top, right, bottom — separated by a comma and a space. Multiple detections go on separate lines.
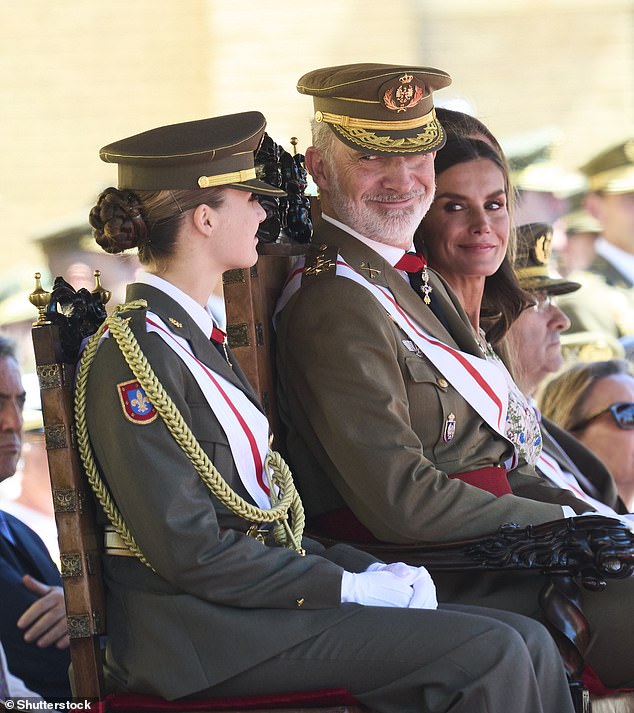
275, 219, 590, 545
540, 417, 627, 513
85, 283, 378, 700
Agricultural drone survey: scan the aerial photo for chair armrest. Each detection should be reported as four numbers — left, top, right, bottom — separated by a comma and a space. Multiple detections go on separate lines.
307, 515, 634, 591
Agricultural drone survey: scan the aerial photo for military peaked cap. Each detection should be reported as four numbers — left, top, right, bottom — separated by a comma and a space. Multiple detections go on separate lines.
514, 222, 580, 295
581, 138, 634, 194
99, 111, 285, 196
297, 63, 451, 155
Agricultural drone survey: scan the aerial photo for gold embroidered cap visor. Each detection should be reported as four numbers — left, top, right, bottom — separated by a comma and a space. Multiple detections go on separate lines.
581, 138, 634, 194
98, 111, 286, 197
297, 63, 452, 155
514, 222, 581, 296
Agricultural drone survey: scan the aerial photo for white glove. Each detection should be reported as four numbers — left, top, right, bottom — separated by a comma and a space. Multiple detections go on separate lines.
408, 566, 438, 609
367, 561, 438, 610
341, 562, 438, 610
341, 569, 414, 608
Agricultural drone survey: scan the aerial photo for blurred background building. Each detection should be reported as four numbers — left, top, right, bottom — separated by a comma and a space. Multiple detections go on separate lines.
0, 0, 631, 559
1, 0, 633, 374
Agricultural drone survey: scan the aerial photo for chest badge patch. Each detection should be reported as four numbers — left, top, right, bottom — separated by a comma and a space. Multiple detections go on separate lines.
117, 380, 158, 424
443, 413, 456, 442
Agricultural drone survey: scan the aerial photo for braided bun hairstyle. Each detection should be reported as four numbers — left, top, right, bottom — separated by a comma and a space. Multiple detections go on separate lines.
89, 187, 148, 255
89, 186, 224, 265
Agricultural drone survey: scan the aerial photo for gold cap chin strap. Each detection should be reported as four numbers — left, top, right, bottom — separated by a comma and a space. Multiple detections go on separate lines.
315, 107, 436, 132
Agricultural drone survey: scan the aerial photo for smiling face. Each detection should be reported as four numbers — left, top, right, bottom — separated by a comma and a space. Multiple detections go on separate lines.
306, 136, 437, 249
421, 157, 510, 287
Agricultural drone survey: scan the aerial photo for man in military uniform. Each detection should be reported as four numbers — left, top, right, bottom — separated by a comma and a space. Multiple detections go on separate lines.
507, 222, 628, 515
275, 63, 634, 689
558, 138, 634, 353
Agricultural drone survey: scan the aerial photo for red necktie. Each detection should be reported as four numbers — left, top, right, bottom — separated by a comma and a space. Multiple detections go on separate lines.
210, 326, 226, 344
394, 252, 427, 273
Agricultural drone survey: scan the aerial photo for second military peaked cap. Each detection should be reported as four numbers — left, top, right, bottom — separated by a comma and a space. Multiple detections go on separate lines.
297, 63, 451, 155
581, 138, 634, 194
514, 222, 580, 296
98, 111, 285, 196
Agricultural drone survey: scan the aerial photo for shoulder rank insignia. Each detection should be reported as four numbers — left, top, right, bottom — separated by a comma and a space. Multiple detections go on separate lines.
117, 380, 158, 424
303, 244, 338, 279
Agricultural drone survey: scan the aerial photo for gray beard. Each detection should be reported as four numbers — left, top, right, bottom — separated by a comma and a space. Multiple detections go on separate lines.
327, 181, 434, 248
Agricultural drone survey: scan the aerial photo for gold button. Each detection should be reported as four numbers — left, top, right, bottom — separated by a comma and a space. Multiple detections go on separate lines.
436, 378, 448, 388
296, 598, 305, 608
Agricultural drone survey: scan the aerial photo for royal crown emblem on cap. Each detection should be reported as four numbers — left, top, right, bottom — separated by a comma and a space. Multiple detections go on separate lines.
383, 73, 424, 113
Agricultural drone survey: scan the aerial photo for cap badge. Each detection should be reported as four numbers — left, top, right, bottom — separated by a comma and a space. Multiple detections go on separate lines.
383, 74, 424, 113
533, 232, 552, 265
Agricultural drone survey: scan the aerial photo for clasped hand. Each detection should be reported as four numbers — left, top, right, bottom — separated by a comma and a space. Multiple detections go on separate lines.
341, 561, 438, 610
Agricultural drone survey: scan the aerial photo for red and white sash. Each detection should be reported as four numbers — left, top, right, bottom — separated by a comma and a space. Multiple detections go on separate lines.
103, 313, 273, 509
537, 451, 624, 518
276, 255, 513, 451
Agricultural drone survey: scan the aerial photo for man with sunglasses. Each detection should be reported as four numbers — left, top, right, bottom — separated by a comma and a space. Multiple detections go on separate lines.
507, 223, 632, 517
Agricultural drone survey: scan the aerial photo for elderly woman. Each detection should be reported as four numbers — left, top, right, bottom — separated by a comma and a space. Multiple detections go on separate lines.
539, 359, 634, 511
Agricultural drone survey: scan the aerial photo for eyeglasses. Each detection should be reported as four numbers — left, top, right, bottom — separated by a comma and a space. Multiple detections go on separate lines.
570, 401, 634, 432
529, 291, 555, 313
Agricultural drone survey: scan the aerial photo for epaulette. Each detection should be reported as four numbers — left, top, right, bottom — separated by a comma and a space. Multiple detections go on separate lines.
114, 299, 149, 333
301, 242, 339, 283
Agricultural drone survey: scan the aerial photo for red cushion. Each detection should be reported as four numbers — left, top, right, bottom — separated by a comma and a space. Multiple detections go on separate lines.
98, 688, 359, 712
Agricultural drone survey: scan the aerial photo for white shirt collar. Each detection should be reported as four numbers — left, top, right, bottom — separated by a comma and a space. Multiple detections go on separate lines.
321, 212, 412, 267
134, 270, 225, 337
595, 237, 634, 284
